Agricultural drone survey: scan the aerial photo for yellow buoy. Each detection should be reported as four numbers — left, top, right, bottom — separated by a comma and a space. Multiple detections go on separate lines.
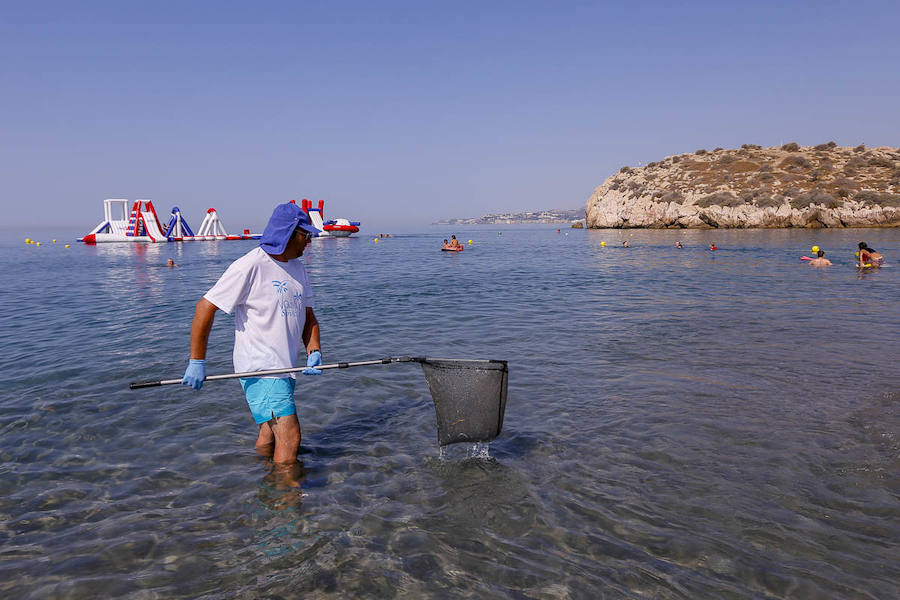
53, 239, 57, 243
601, 241, 606, 247
36, 242, 41, 246
65, 244, 71, 248
467, 240, 472, 245
855, 251, 859, 257
811, 245, 819, 253
374, 238, 379, 243
25, 238, 31, 243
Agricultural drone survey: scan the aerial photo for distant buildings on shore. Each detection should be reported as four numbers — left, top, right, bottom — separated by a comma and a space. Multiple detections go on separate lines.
434, 208, 585, 225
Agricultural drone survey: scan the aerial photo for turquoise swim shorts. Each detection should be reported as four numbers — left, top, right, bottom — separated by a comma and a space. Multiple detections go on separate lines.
240, 377, 297, 424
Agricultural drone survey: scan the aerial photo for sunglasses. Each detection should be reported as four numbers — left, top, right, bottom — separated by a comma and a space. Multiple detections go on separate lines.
294, 229, 313, 241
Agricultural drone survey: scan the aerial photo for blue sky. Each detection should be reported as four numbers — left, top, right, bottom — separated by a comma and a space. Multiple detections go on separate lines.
2, 1, 898, 231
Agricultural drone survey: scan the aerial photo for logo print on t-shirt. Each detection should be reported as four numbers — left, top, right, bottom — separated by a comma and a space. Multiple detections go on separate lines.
272, 280, 301, 317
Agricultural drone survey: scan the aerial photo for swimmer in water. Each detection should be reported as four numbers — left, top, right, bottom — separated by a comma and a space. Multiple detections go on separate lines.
709, 243, 718, 251
857, 242, 884, 267
808, 249, 832, 267
167, 258, 177, 267
622, 240, 629, 247
675, 241, 683, 248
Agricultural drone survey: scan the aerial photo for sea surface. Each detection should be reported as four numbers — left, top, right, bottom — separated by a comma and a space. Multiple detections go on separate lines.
1, 225, 898, 599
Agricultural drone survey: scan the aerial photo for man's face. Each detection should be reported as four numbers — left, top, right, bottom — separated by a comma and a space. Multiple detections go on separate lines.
286, 228, 312, 258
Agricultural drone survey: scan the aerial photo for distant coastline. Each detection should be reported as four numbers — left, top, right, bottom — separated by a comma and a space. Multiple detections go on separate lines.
433, 208, 585, 225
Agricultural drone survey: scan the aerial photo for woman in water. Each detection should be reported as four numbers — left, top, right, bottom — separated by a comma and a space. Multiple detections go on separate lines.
858, 242, 884, 267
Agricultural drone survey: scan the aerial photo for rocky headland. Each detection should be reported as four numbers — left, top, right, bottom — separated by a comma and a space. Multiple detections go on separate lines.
586, 143, 900, 228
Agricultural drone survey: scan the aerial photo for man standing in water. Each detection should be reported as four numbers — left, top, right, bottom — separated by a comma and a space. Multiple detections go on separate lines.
181, 202, 323, 465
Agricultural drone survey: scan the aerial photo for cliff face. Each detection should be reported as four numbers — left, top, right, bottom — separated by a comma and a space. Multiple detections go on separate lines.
586, 143, 900, 228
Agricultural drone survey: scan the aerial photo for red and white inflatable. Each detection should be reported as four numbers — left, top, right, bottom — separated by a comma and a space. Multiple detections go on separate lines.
82, 199, 168, 244
300, 199, 360, 237
80, 199, 261, 243
195, 208, 228, 240
323, 218, 360, 236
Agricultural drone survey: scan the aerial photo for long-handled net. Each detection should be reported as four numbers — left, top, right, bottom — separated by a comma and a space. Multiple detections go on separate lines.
130, 356, 509, 446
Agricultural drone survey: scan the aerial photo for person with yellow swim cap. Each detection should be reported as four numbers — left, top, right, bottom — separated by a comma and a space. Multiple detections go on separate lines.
808, 249, 832, 267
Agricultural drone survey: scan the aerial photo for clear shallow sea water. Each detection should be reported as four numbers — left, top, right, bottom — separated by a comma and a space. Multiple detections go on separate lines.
1, 225, 898, 599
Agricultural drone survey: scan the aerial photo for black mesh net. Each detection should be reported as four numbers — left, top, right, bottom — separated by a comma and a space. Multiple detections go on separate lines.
419, 359, 508, 446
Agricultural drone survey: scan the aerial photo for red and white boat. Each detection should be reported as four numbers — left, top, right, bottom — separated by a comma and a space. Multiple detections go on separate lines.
322, 218, 360, 237
301, 199, 361, 237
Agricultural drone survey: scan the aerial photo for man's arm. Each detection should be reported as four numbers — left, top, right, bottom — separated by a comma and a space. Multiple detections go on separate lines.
303, 307, 320, 353
182, 298, 219, 390
190, 298, 219, 359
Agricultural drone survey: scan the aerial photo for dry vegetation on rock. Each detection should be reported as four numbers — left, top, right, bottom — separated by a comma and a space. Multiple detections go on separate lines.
586, 143, 900, 228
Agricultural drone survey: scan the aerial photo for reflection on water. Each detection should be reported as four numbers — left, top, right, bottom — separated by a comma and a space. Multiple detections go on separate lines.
1, 227, 899, 598
256, 460, 307, 514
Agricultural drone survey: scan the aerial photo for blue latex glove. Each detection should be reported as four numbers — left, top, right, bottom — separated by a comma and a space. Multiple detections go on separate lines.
303, 350, 322, 375
182, 359, 206, 390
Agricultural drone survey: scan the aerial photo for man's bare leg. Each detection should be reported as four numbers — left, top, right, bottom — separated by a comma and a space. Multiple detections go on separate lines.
255, 422, 276, 457
270, 414, 301, 464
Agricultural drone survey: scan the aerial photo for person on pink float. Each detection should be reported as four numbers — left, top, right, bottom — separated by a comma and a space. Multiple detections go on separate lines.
181, 202, 323, 465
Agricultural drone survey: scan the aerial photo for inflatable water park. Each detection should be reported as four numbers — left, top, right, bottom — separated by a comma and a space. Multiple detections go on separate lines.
80, 198, 360, 243
301, 199, 360, 237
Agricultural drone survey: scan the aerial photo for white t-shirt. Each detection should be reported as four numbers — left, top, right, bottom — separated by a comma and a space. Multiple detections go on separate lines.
204, 247, 315, 377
